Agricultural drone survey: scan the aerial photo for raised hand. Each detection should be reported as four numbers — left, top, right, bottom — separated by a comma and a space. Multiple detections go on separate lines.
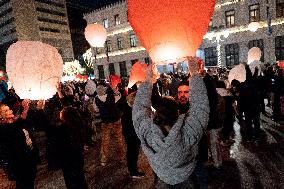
146, 63, 158, 84
187, 56, 200, 77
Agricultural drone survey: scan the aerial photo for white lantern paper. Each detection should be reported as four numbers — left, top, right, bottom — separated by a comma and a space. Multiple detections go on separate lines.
84, 24, 107, 47
85, 80, 96, 96
228, 64, 246, 84
6, 41, 63, 100
248, 47, 261, 64
248, 22, 260, 32
249, 60, 261, 76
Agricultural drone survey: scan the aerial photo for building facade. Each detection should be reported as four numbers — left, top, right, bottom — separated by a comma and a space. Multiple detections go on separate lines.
84, 0, 284, 78
202, 0, 284, 68
0, 0, 74, 64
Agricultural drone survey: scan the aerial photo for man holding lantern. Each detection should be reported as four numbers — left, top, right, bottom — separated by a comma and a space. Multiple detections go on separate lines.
132, 57, 209, 187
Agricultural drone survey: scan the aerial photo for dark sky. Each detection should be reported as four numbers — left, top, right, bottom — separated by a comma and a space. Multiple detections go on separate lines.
67, 0, 121, 12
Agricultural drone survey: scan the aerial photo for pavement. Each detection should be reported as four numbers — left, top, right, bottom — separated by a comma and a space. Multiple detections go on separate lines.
1, 110, 284, 189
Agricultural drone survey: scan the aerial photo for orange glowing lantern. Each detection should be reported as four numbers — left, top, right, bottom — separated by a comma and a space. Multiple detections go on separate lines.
110, 74, 121, 88
128, 0, 215, 64
85, 23, 107, 47
128, 62, 147, 88
6, 41, 63, 100
278, 61, 284, 69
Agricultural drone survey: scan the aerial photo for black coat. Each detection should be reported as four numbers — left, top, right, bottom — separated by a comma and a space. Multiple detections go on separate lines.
0, 119, 39, 181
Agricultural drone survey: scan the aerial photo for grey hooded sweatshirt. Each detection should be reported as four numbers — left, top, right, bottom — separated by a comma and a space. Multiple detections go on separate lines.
132, 75, 209, 185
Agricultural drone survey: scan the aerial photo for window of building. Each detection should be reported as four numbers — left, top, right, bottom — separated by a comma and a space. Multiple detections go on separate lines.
102, 19, 109, 28
204, 47, 218, 67
35, 0, 65, 8
36, 7, 65, 16
144, 57, 150, 64
117, 37, 123, 50
275, 36, 284, 61
106, 40, 112, 52
249, 4, 260, 22
131, 59, 139, 65
276, 0, 284, 17
39, 27, 60, 33
97, 65, 105, 79
37, 17, 67, 25
130, 34, 137, 47
225, 10, 235, 28
248, 39, 264, 62
225, 43, 239, 68
119, 61, 127, 77
114, 14, 120, 25
109, 63, 115, 75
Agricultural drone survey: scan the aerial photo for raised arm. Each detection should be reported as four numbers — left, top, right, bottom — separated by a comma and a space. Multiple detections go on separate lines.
132, 64, 158, 138
184, 57, 210, 144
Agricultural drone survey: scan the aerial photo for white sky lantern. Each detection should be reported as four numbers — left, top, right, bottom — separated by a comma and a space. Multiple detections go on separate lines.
228, 64, 246, 84
6, 41, 63, 100
248, 22, 260, 32
248, 47, 262, 64
85, 23, 107, 47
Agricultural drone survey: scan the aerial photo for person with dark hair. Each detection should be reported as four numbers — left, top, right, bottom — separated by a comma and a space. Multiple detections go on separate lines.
57, 106, 88, 189
0, 100, 39, 189
132, 57, 209, 188
94, 84, 124, 166
121, 90, 145, 178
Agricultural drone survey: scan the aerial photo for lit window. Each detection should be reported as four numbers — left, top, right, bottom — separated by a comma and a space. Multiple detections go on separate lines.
130, 34, 137, 47
102, 19, 109, 28
225, 10, 235, 28
225, 43, 239, 68
114, 14, 120, 25
249, 4, 260, 22
117, 37, 123, 50
106, 40, 112, 52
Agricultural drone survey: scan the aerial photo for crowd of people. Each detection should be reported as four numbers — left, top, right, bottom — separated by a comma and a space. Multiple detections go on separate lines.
0, 58, 283, 189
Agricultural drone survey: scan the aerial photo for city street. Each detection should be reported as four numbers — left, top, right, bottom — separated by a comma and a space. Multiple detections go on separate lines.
1, 112, 284, 189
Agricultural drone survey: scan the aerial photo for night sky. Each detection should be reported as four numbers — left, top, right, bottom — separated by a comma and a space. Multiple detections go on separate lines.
67, 0, 121, 12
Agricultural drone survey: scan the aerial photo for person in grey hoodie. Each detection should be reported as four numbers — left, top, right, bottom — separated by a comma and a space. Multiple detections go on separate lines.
132, 57, 210, 187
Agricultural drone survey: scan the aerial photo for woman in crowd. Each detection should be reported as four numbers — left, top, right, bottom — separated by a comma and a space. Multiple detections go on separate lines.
0, 100, 39, 189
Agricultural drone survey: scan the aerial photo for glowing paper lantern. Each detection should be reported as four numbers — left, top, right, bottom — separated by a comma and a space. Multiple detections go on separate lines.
6, 41, 63, 100
248, 22, 260, 32
249, 60, 261, 76
128, 62, 147, 88
110, 75, 121, 88
228, 64, 246, 84
128, 0, 215, 64
278, 61, 284, 69
248, 47, 261, 64
85, 23, 107, 47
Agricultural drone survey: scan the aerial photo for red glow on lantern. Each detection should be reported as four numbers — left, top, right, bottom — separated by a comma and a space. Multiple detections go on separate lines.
110, 75, 121, 88
128, 62, 147, 88
278, 61, 284, 69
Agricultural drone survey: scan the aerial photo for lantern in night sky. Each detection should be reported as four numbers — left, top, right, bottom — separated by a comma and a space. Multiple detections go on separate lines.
128, 0, 215, 64
247, 22, 260, 32
85, 23, 107, 47
248, 47, 262, 64
6, 41, 63, 100
228, 64, 246, 84
128, 62, 148, 88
